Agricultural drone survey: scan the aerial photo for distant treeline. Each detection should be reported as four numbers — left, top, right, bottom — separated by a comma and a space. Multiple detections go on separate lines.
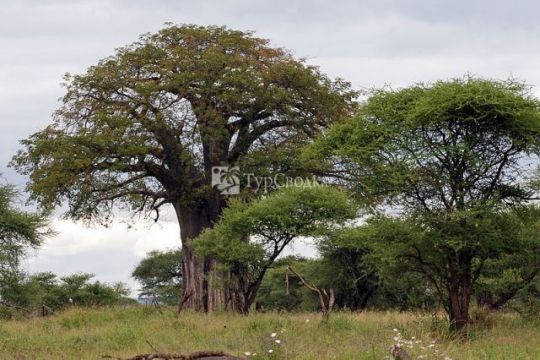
0, 271, 134, 319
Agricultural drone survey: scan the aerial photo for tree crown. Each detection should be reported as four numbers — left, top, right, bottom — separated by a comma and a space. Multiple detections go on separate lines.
309, 77, 540, 213
12, 24, 356, 222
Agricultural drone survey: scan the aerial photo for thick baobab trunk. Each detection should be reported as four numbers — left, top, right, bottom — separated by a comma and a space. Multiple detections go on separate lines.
176, 204, 209, 312
175, 202, 225, 312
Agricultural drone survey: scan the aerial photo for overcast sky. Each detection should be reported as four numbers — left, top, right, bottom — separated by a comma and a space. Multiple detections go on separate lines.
2, 0, 540, 295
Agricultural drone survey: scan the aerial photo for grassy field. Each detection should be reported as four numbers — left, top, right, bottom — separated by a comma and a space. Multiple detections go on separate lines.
0, 306, 538, 359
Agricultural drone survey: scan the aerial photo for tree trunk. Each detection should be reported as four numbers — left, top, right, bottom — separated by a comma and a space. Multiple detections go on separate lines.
448, 270, 471, 332
175, 204, 209, 311
228, 263, 250, 314
175, 201, 228, 312
241, 279, 265, 315
174, 193, 252, 313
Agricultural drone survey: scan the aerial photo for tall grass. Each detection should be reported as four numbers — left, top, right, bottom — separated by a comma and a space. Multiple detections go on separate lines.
0, 306, 538, 359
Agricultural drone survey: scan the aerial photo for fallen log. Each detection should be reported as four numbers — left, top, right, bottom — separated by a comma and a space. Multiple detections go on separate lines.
102, 351, 244, 360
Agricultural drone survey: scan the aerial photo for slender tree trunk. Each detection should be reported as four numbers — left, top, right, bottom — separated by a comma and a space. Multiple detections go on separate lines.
206, 258, 226, 313
229, 263, 249, 314
448, 270, 471, 332
243, 279, 265, 314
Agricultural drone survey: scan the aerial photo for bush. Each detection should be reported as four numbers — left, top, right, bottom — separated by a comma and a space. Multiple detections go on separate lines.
0, 271, 134, 318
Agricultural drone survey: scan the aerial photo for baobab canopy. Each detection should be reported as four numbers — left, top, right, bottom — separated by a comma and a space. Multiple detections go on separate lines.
11, 24, 356, 311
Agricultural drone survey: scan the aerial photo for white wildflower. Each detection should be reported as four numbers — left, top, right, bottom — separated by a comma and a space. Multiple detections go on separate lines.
244, 352, 251, 356
271, 333, 277, 337
275, 339, 281, 344
268, 349, 274, 353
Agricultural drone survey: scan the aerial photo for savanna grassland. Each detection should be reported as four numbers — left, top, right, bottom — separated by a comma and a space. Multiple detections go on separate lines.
0, 307, 538, 359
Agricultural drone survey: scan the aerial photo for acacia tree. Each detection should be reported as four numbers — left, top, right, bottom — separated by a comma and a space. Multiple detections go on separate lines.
0, 183, 50, 312
340, 206, 539, 329
0, 184, 49, 272
194, 186, 356, 314
310, 77, 540, 330
132, 249, 182, 305
11, 25, 355, 311
317, 228, 379, 310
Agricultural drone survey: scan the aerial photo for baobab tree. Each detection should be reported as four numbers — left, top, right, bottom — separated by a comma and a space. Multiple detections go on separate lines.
11, 25, 355, 312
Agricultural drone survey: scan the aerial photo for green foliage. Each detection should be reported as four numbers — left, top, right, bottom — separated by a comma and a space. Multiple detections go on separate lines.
11, 24, 356, 223
196, 186, 356, 269
0, 271, 133, 318
195, 185, 357, 312
0, 183, 50, 271
309, 77, 540, 211
475, 205, 540, 310
0, 183, 51, 315
308, 76, 540, 328
317, 228, 378, 310
314, 228, 437, 311
132, 249, 182, 305
510, 276, 540, 318
256, 257, 321, 312
256, 254, 415, 313
10, 23, 356, 312
336, 206, 540, 313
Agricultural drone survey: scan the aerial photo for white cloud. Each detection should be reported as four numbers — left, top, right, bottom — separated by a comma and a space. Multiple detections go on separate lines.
22, 218, 180, 296
55, 219, 178, 257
